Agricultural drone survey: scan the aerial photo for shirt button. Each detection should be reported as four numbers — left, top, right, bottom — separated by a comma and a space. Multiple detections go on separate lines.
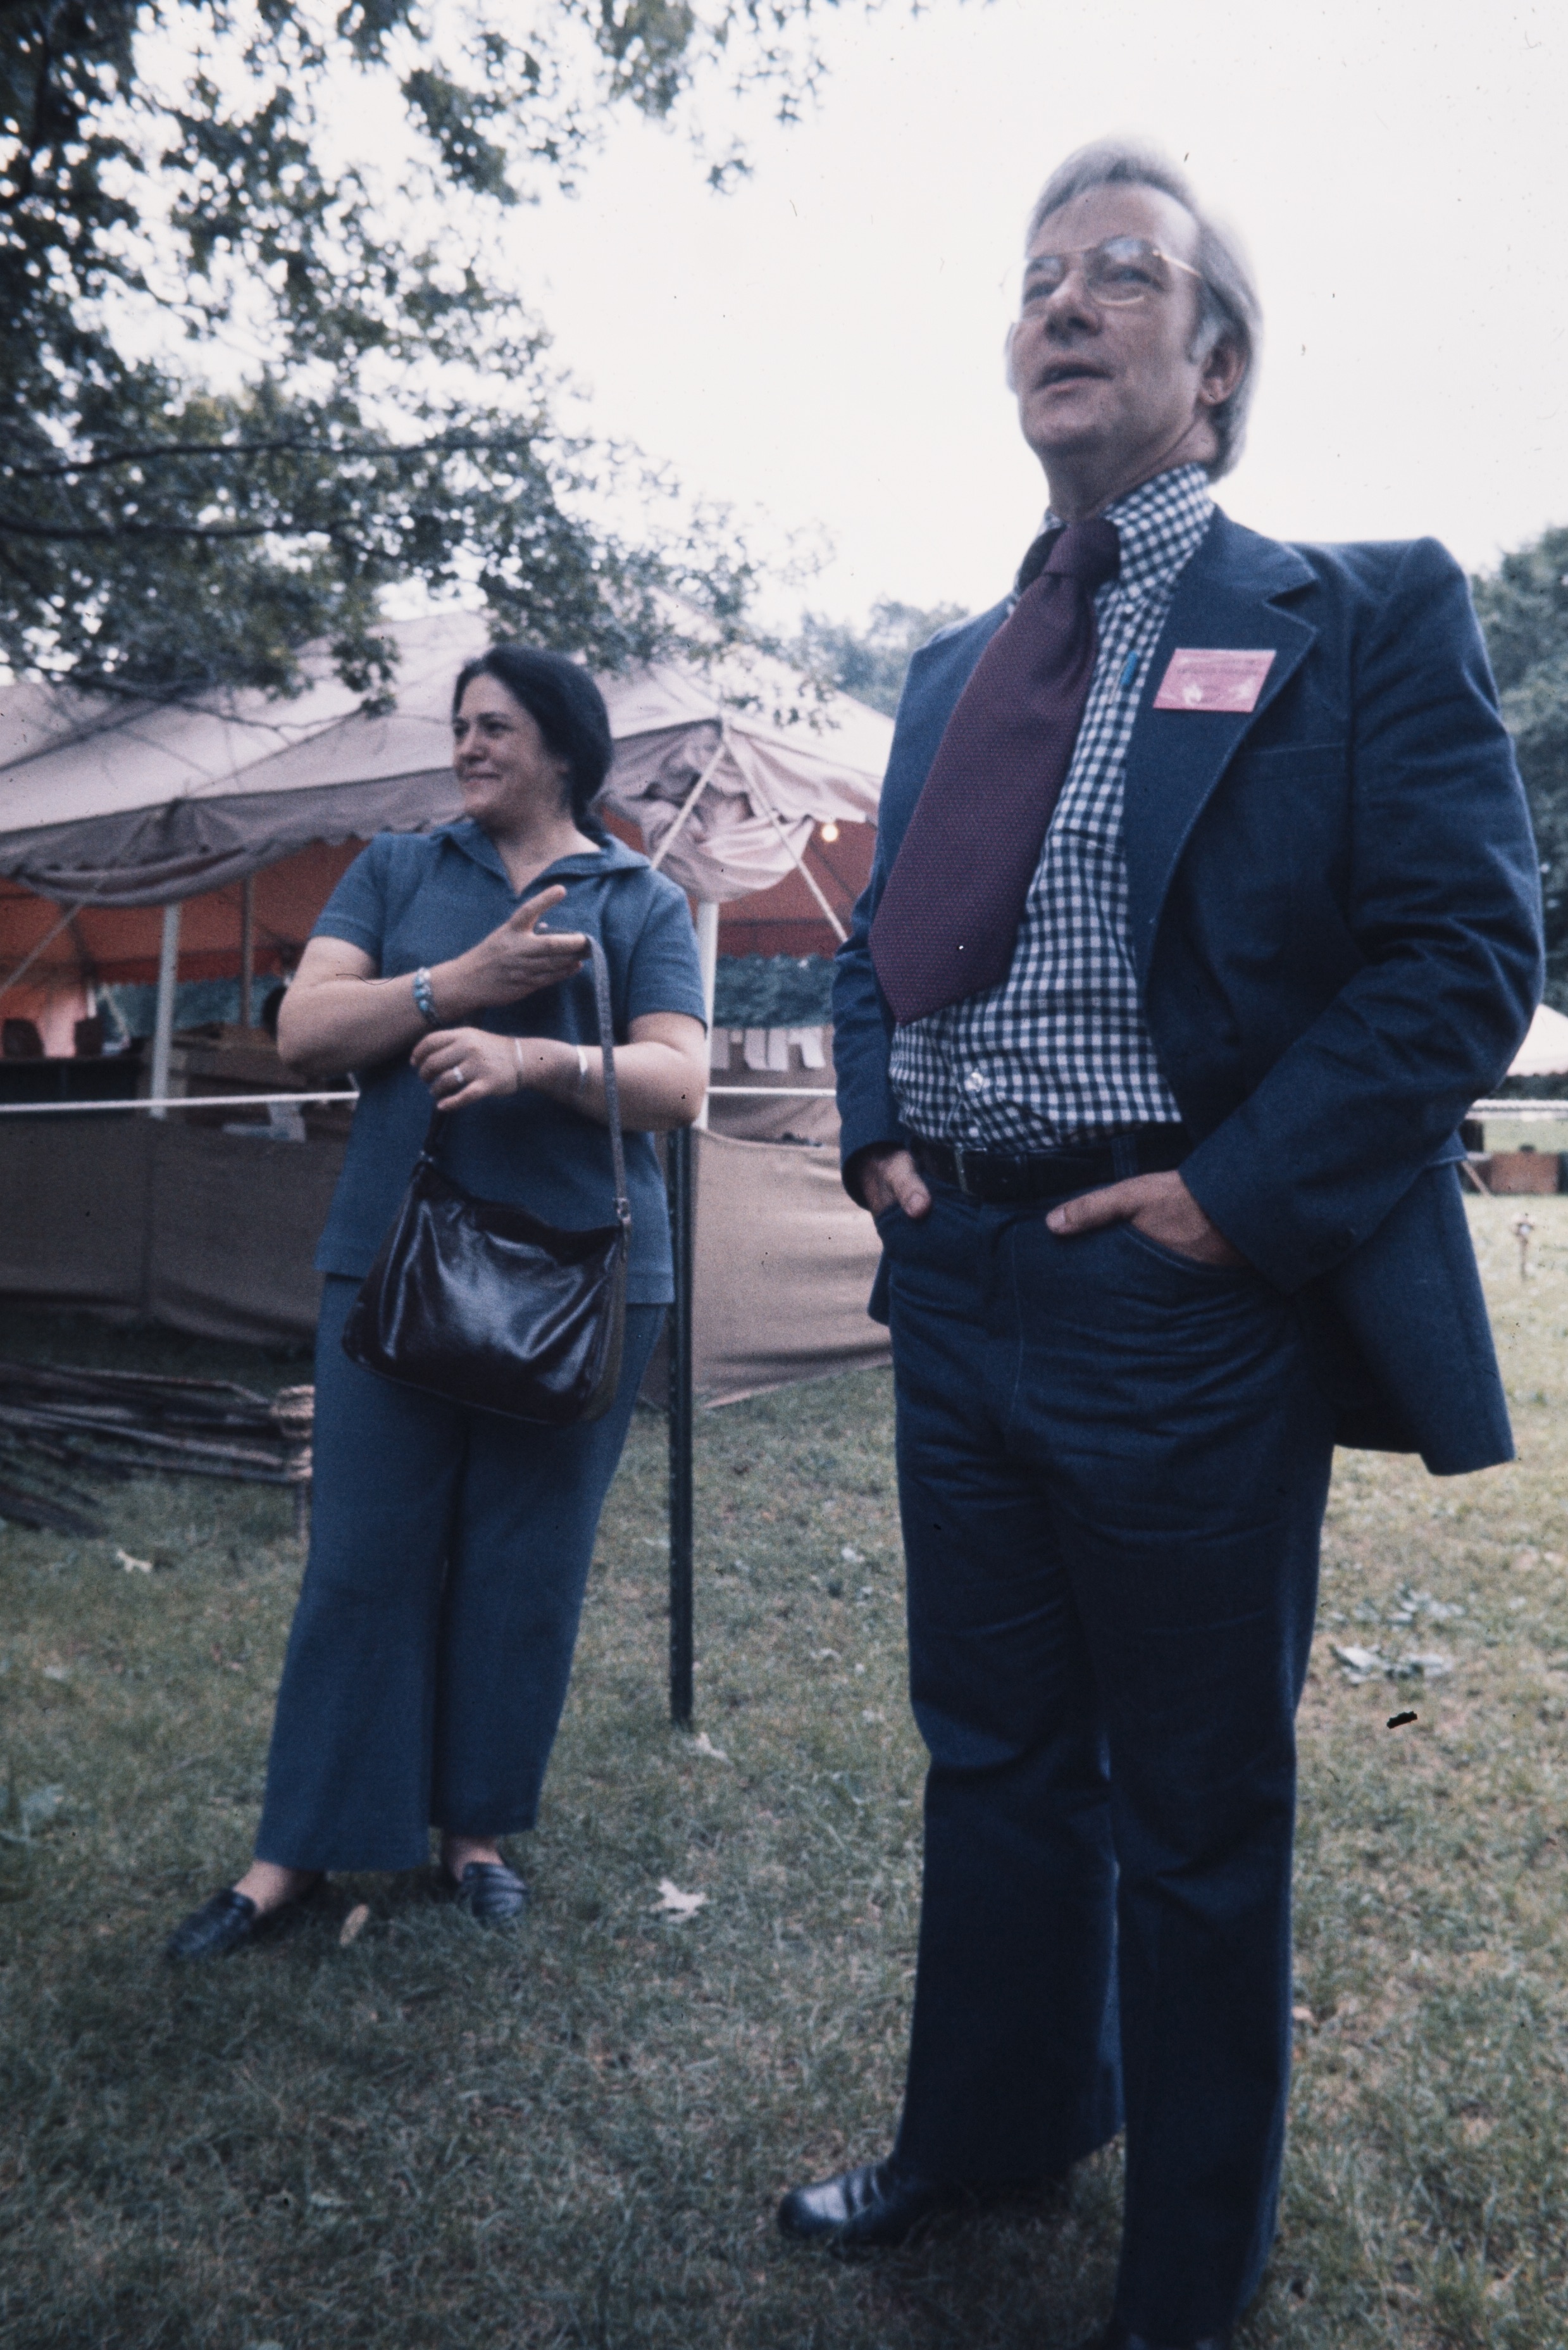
964, 1068, 987, 1094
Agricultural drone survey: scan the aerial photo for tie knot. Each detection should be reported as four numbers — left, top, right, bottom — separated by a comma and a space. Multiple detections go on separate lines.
1043, 516, 1121, 591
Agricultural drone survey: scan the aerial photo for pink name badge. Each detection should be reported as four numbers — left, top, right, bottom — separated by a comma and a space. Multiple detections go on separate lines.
1153, 647, 1276, 713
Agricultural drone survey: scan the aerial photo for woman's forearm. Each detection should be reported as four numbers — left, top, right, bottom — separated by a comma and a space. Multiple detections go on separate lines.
278, 953, 511, 1082
516, 1039, 706, 1133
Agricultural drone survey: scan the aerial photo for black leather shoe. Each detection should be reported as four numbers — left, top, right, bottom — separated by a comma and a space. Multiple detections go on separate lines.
165, 1888, 274, 1962
165, 1877, 323, 1962
779, 2159, 954, 2247
1075, 2322, 1233, 2350
440, 1859, 527, 1922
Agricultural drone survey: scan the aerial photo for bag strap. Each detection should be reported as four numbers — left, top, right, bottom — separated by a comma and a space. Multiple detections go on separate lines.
416, 934, 629, 1230
585, 934, 631, 1232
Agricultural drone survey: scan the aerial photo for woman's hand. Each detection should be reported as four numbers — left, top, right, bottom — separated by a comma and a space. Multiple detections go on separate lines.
452, 886, 588, 1010
412, 1026, 536, 1111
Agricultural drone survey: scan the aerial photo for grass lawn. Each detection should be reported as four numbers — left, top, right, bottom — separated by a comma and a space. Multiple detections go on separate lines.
3, 1196, 1568, 2349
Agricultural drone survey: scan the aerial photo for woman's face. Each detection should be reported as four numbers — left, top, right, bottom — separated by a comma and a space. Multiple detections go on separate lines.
451, 673, 572, 835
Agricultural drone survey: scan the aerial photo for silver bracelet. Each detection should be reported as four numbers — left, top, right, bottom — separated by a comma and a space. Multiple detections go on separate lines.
575, 1043, 590, 1095
411, 966, 440, 1027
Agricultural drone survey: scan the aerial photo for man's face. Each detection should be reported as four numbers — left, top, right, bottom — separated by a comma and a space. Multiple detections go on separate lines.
1009, 182, 1218, 482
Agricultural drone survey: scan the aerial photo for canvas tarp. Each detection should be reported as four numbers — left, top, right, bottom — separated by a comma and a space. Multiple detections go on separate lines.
0, 1117, 344, 1343
0, 612, 890, 910
0, 1118, 888, 1396
669, 1132, 888, 1405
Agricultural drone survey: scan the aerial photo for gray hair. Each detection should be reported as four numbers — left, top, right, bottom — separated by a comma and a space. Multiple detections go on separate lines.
1025, 141, 1260, 478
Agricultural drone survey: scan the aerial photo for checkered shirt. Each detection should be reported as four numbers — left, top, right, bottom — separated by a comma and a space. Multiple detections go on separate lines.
888, 462, 1213, 1151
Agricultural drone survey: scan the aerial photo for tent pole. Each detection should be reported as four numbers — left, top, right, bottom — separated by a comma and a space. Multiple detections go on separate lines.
149, 903, 181, 1120
739, 770, 849, 943
239, 875, 255, 1028
666, 1121, 695, 1725
647, 730, 730, 875
694, 900, 719, 1132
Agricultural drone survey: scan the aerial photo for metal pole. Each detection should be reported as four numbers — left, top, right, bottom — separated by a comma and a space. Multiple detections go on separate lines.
694, 899, 719, 1132
149, 904, 181, 1120
666, 1120, 695, 1724
239, 875, 255, 1028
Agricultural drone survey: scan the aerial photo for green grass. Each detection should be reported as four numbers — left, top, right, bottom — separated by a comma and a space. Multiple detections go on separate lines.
4, 1202, 1568, 2348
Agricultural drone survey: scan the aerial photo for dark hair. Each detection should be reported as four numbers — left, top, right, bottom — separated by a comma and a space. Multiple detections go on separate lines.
1025, 141, 1261, 478
452, 644, 615, 837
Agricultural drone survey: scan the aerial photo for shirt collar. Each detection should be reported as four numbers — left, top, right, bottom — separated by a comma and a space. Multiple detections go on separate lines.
429, 816, 645, 892
1028, 460, 1214, 600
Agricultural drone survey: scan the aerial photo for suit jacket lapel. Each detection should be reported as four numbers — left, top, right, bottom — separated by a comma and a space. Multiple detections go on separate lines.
877, 603, 1008, 872
1123, 510, 1317, 985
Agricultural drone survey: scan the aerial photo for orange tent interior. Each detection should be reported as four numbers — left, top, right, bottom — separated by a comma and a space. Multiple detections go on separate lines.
0, 816, 875, 1051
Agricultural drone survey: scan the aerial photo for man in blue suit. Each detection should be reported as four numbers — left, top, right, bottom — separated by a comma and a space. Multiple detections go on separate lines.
777, 143, 1541, 2349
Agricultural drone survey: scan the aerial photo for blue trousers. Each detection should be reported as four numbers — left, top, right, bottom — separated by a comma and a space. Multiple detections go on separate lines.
256, 1278, 663, 1873
880, 1189, 1335, 2344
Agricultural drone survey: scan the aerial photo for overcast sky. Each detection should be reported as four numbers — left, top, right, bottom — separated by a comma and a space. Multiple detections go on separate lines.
521, 0, 1565, 628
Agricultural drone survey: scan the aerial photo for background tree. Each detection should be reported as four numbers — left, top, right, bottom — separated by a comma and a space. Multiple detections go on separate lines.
796, 595, 969, 716
1473, 525, 1568, 1010
0, 1, 872, 702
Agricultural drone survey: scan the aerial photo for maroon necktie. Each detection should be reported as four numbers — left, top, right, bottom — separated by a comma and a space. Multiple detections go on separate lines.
869, 517, 1121, 1027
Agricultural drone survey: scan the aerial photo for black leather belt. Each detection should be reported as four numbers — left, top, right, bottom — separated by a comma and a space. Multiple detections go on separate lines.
911, 1126, 1190, 1205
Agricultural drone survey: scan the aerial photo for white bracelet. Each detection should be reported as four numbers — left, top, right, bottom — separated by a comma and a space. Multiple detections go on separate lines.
512, 1036, 526, 1092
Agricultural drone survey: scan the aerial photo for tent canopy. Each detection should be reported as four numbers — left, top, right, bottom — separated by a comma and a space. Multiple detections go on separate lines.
1507, 1001, 1568, 1080
0, 613, 891, 911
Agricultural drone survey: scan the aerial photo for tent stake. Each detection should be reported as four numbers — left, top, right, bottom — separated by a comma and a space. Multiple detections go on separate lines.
667, 1122, 695, 1724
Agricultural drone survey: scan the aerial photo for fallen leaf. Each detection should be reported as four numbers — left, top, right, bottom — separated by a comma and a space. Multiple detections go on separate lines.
840, 1545, 864, 1564
1291, 2004, 1315, 2026
115, 1547, 153, 1575
691, 1732, 730, 1763
339, 1904, 370, 1947
653, 1878, 707, 1918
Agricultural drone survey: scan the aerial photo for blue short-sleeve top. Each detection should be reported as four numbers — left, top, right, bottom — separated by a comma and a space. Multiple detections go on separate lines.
309, 820, 706, 1305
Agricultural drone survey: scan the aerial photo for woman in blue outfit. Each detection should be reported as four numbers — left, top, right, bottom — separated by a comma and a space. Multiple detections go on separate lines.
168, 647, 707, 1958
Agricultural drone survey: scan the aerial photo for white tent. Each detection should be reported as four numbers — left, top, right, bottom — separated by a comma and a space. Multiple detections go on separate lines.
1507, 1001, 1568, 1080
0, 611, 890, 912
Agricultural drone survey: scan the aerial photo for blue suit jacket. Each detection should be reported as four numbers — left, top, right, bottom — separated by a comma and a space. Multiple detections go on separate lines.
833, 509, 1543, 1474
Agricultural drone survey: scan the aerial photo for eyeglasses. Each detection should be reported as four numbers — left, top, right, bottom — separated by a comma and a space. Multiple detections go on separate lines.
1020, 235, 1203, 314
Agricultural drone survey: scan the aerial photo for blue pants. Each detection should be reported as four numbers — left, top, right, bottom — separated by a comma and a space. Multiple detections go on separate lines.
256, 1277, 663, 1873
880, 1189, 1335, 2344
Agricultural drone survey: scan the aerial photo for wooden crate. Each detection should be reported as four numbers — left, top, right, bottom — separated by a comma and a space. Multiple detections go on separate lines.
1486, 1150, 1562, 1194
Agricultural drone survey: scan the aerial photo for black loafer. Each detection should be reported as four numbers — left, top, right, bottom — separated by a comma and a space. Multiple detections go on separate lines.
778, 2159, 959, 2247
440, 1859, 527, 1922
165, 1888, 273, 1962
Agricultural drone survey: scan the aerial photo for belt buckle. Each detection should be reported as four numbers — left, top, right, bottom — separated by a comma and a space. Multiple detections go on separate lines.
951, 1140, 972, 1197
